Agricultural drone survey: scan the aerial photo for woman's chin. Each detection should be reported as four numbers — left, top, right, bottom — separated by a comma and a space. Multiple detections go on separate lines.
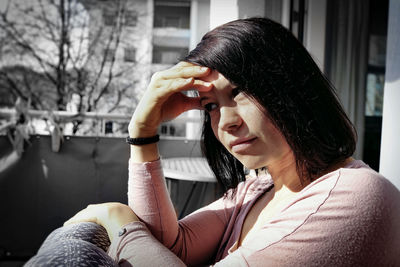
238, 158, 267, 171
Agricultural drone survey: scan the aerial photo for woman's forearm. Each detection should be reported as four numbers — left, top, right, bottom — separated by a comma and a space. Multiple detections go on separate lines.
108, 222, 186, 267
128, 159, 179, 244
129, 143, 159, 163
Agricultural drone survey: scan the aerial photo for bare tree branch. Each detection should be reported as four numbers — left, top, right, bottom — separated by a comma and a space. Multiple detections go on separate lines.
38, 0, 59, 44
0, 13, 58, 84
92, 0, 126, 109
1, 0, 144, 134
86, 0, 126, 111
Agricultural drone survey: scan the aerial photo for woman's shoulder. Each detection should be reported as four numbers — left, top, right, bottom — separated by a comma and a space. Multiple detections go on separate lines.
335, 160, 400, 204
303, 159, 400, 221
303, 160, 400, 263
281, 160, 400, 243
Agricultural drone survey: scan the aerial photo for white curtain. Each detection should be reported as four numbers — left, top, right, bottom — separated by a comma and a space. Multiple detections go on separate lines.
325, 0, 370, 159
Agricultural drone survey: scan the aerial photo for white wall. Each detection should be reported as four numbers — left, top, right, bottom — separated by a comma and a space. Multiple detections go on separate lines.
238, 0, 265, 19
209, 0, 238, 29
190, 0, 210, 49
305, 0, 327, 71
380, 0, 400, 189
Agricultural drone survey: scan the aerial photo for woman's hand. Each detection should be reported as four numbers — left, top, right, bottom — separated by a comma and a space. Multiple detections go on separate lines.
64, 202, 139, 242
128, 61, 212, 138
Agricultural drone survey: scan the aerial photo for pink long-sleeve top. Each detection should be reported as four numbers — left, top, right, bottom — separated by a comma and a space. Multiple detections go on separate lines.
108, 159, 400, 266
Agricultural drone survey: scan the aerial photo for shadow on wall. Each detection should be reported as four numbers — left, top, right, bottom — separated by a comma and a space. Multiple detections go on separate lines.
0, 135, 218, 261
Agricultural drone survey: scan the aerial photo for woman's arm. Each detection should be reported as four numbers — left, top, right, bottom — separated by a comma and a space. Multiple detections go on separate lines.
108, 222, 186, 267
124, 62, 232, 265
128, 159, 232, 265
64, 62, 227, 265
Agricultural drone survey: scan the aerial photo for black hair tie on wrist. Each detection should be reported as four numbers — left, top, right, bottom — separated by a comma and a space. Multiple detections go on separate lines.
126, 134, 160, 145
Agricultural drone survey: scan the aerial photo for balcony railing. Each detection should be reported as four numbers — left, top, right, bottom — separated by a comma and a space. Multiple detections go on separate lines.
0, 108, 202, 137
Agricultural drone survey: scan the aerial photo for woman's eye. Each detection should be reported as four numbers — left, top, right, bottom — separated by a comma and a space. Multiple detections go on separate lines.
204, 103, 218, 112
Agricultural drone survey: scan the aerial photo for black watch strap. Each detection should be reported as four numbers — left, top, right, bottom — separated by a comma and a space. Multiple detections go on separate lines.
126, 135, 160, 145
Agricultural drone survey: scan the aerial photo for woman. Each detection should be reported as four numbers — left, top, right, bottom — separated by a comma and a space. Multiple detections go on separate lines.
27, 18, 400, 266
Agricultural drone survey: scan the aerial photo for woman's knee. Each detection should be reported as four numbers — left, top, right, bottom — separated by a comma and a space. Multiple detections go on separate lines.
25, 238, 117, 267
38, 222, 110, 254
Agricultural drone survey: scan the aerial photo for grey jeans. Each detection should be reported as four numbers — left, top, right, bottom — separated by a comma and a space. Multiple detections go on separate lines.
24, 222, 118, 266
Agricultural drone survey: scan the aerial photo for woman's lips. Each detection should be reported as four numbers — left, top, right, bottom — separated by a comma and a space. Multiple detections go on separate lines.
230, 137, 257, 153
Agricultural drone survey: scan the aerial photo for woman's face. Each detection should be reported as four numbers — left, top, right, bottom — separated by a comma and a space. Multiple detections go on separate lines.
198, 71, 292, 170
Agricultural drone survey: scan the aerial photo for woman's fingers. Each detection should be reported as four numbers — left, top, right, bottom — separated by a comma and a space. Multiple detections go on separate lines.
63, 209, 97, 226
154, 63, 210, 80
192, 79, 214, 92
156, 77, 194, 92
155, 78, 213, 94
150, 61, 212, 98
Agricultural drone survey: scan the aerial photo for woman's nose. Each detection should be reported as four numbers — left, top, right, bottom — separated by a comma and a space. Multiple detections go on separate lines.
218, 106, 242, 131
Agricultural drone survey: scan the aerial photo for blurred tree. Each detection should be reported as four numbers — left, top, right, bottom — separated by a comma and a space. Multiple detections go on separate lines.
0, 65, 56, 109
0, 0, 140, 115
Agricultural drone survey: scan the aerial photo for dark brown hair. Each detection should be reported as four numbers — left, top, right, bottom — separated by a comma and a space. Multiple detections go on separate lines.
185, 17, 356, 193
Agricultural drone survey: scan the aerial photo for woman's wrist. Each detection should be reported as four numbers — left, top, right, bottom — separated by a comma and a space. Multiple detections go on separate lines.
128, 122, 158, 139
127, 121, 160, 163
130, 143, 160, 163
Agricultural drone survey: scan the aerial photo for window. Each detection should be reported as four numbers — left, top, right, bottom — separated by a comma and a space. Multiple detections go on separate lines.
105, 121, 113, 134
365, 34, 386, 116
154, 3, 190, 29
152, 46, 188, 64
160, 123, 185, 137
125, 10, 138, 27
364, 0, 388, 117
161, 125, 176, 136
362, 0, 388, 171
124, 48, 136, 62
161, 125, 168, 135
288, 0, 306, 43
160, 51, 180, 64
365, 72, 385, 116
164, 16, 181, 27
104, 48, 116, 62
103, 9, 117, 26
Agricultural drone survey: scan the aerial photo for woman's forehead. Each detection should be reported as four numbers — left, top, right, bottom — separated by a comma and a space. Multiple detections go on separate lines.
200, 70, 224, 82
199, 70, 233, 95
